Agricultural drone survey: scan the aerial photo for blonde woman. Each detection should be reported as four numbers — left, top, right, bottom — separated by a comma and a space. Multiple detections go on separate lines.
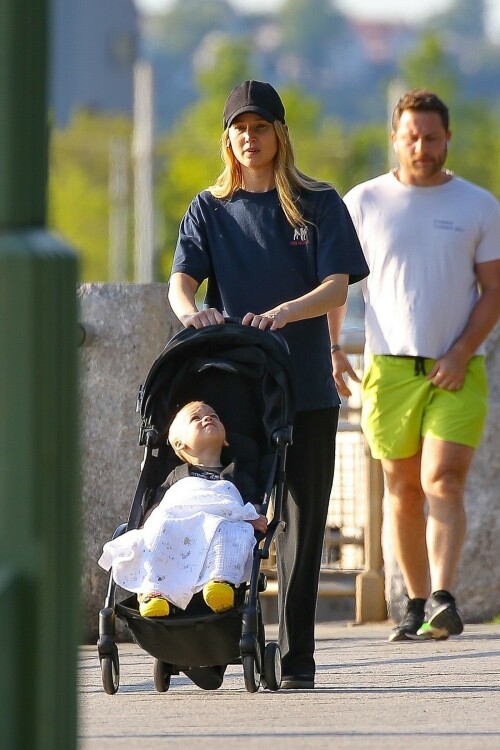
168, 80, 368, 689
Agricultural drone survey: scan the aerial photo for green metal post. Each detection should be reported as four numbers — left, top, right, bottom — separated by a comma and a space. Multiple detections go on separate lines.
0, 2, 80, 749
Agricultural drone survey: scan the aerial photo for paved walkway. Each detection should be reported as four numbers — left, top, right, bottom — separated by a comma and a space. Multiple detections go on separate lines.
79, 621, 500, 749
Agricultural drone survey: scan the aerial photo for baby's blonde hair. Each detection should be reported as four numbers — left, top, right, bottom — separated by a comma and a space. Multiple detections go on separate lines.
167, 401, 202, 461
168, 401, 225, 464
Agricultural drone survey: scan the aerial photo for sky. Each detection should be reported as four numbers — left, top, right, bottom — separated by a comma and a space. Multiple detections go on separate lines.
135, 0, 500, 40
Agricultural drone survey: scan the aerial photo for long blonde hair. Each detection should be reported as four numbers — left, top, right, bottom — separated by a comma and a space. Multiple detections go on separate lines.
208, 121, 331, 229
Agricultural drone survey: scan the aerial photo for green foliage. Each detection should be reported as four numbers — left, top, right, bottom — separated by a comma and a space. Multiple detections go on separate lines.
278, 0, 336, 64
341, 125, 388, 194
156, 39, 257, 280
46, 2, 500, 284
447, 102, 500, 197
196, 38, 253, 98
48, 111, 133, 281
156, 0, 235, 57
398, 33, 500, 199
400, 33, 458, 102
48, 160, 108, 280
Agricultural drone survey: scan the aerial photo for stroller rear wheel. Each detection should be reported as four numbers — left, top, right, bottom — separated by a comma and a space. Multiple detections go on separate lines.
153, 659, 171, 692
263, 642, 281, 691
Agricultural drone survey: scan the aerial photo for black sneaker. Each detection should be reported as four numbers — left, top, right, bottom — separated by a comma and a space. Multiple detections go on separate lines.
388, 596, 426, 642
281, 674, 315, 690
417, 590, 463, 640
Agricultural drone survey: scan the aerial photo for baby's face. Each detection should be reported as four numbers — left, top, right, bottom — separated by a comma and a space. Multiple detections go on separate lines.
171, 402, 226, 454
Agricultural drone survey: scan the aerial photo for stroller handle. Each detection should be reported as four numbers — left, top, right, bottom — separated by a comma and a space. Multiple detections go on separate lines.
223, 315, 243, 325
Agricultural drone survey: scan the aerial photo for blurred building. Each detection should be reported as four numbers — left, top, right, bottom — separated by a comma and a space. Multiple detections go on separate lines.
50, 0, 138, 126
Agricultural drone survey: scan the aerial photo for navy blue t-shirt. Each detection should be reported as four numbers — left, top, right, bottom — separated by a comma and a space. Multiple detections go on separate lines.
171, 187, 368, 411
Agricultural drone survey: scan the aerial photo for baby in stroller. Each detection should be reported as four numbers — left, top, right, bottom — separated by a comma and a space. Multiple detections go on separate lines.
98, 400, 268, 618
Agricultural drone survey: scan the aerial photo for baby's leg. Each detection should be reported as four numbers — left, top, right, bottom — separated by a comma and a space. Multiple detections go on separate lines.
197, 522, 256, 612
198, 521, 256, 587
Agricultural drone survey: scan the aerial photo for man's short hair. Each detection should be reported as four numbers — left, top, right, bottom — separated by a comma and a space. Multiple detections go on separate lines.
392, 89, 450, 131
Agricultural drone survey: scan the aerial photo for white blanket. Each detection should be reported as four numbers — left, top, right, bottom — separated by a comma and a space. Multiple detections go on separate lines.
98, 476, 259, 609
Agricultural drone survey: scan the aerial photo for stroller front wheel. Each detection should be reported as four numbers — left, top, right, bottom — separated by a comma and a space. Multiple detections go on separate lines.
242, 654, 261, 693
101, 654, 119, 695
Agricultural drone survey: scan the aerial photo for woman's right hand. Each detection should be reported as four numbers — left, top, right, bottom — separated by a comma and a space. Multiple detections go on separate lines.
331, 348, 360, 398
181, 308, 225, 329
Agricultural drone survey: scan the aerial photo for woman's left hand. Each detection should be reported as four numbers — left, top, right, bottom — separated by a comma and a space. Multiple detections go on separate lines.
242, 307, 289, 331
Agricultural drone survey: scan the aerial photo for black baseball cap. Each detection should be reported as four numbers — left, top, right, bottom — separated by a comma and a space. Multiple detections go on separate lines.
223, 80, 286, 129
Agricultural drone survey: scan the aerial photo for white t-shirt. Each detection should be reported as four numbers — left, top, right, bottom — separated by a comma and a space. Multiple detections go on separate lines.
344, 172, 500, 358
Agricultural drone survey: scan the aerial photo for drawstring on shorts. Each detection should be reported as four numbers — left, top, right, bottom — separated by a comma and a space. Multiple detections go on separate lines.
414, 356, 426, 376
386, 354, 428, 376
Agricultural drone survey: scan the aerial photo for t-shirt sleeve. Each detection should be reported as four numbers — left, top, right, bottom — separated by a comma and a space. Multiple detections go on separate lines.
170, 194, 212, 284
315, 189, 369, 286
476, 192, 500, 264
342, 187, 361, 232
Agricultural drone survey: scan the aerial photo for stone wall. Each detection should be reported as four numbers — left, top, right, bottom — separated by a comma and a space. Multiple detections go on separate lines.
383, 322, 500, 623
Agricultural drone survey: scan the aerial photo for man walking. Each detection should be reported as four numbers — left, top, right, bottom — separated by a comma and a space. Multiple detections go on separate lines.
329, 89, 500, 641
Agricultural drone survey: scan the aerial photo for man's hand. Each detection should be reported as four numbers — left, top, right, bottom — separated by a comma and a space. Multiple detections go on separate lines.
427, 349, 468, 390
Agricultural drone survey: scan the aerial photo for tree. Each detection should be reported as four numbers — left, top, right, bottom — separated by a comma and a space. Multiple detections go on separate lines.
399, 32, 458, 102
430, 0, 487, 40
155, 38, 254, 280
396, 34, 500, 199
277, 0, 351, 68
155, 0, 236, 57
48, 111, 133, 281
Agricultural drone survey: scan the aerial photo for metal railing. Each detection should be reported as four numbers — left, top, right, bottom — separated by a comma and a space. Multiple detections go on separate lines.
261, 333, 387, 623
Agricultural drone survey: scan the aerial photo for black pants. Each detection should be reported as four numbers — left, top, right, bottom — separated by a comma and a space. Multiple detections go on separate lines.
276, 406, 339, 677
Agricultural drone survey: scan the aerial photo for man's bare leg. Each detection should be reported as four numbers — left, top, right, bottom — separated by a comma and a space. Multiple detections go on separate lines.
382, 451, 429, 600
421, 437, 474, 594
382, 451, 429, 640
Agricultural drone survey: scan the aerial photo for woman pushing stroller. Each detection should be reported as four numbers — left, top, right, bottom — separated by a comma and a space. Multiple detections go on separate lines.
168, 80, 368, 689
99, 401, 267, 618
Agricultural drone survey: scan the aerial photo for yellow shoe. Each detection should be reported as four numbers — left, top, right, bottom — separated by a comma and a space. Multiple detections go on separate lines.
203, 581, 234, 613
137, 592, 170, 617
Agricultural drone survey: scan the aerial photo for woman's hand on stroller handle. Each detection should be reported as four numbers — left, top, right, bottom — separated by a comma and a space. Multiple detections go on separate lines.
182, 308, 225, 328
242, 309, 289, 331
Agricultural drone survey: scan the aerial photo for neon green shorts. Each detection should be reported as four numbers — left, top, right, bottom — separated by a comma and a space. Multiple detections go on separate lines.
361, 355, 488, 460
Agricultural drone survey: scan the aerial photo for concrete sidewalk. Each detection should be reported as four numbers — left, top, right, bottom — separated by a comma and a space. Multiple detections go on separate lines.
79, 622, 500, 749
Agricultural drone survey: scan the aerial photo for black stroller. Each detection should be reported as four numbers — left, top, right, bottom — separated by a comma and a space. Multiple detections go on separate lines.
97, 320, 295, 694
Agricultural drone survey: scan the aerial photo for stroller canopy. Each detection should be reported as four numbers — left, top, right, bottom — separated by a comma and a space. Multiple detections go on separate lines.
138, 321, 296, 452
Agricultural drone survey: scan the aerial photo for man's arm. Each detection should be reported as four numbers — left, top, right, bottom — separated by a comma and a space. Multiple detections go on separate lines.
427, 259, 500, 390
